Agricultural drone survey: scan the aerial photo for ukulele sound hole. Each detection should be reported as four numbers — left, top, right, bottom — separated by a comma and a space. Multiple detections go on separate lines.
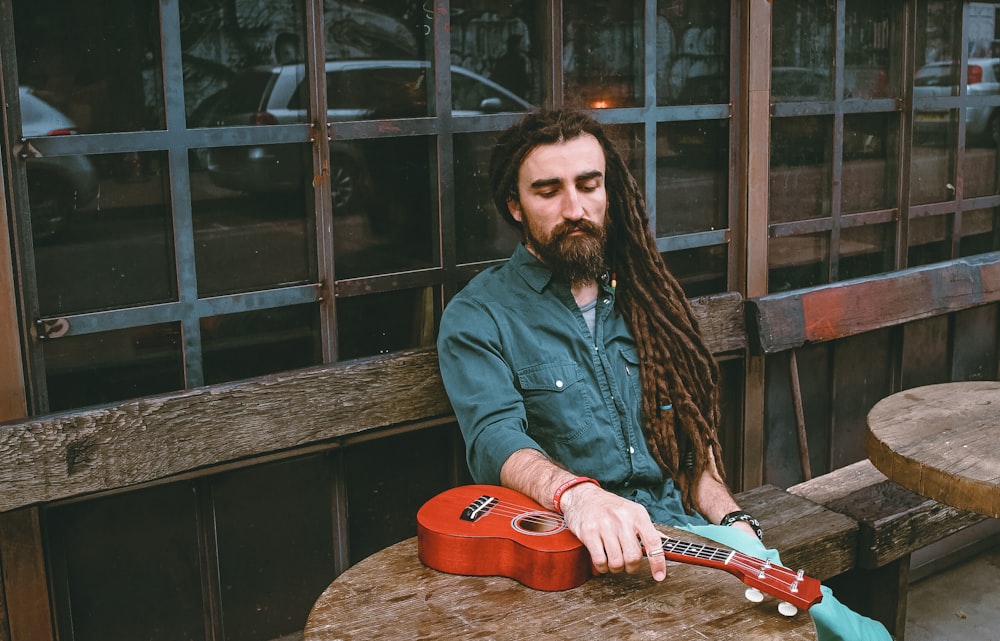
511, 511, 566, 536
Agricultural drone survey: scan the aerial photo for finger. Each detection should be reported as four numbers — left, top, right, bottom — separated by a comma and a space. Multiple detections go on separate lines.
603, 534, 627, 574
640, 532, 668, 582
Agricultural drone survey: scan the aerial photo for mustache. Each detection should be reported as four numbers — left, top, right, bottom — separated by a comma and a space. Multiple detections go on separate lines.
551, 219, 605, 242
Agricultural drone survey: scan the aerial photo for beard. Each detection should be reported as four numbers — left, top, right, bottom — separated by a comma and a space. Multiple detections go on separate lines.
524, 217, 609, 286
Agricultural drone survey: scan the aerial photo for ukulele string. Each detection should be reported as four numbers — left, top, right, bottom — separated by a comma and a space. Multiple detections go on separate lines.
466, 499, 807, 592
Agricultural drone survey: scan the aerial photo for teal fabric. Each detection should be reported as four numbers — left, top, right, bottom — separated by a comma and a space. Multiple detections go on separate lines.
680, 524, 893, 641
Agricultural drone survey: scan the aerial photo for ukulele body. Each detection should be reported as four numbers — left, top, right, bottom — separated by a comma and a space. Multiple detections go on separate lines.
416, 484, 592, 591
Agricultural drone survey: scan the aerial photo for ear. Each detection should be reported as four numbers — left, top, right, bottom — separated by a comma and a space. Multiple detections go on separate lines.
507, 198, 523, 223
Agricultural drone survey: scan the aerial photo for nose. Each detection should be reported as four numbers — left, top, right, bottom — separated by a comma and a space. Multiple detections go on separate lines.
561, 187, 586, 221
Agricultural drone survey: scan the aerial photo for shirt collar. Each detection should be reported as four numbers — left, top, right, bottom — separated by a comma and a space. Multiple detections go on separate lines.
508, 243, 554, 293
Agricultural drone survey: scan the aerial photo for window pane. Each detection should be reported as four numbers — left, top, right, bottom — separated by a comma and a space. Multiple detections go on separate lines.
42, 324, 184, 411
14, 0, 164, 133
333, 138, 436, 279
454, 131, 521, 263
662, 246, 728, 297
769, 233, 830, 292
914, 0, 963, 87
657, 120, 729, 235
960, 208, 999, 256
964, 146, 1000, 199
564, 0, 642, 109
845, 0, 902, 99
911, 113, 957, 205
772, 0, 834, 101
200, 304, 321, 386
842, 113, 898, 213
336, 287, 436, 360
191, 145, 314, 297
46, 485, 203, 641
451, 1, 543, 106
840, 223, 894, 280
908, 214, 952, 266
32, 151, 175, 316
656, 1, 730, 106
770, 117, 833, 222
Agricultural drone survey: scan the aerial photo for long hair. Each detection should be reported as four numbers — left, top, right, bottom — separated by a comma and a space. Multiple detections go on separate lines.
489, 109, 724, 513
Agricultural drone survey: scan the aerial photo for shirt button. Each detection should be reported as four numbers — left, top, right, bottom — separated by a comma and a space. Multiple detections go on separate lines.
629, 446, 635, 454
555, 379, 564, 388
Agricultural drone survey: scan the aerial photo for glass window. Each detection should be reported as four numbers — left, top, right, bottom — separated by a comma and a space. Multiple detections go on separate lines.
565, 0, 642, 109
959, 208, 999, 256
845, 0, 901, 99
769, 233, 830, 292
908, 213, 953, 266
656, 1, 729, 106
453, 131, 521, 264
842, 113, 899, 213
657, 120, 729, 235
336, 287, 436, 361
772, 0, 835, 102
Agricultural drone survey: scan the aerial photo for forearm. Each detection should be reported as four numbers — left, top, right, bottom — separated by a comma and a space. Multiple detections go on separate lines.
692, 454, 759, 539
499, 448, 580, 511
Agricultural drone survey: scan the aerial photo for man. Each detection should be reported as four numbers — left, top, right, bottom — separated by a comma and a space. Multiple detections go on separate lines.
437, 109, 890, 640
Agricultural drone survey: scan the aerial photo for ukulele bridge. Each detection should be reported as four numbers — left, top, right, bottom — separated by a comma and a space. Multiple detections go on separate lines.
461, 495, 499, 522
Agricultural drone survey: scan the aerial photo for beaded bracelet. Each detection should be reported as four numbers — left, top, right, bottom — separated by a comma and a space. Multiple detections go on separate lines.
552, 476, 600, 513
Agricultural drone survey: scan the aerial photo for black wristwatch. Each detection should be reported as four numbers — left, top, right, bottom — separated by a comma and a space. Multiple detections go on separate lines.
720, 510, 763, 541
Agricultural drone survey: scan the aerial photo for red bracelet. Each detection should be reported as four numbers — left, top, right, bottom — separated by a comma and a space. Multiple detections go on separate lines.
552, 476, 600, 513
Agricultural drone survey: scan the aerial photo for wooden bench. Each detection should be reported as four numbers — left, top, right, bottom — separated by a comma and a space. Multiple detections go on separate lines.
747, 253, 1000, 639
0, 290, 861, 641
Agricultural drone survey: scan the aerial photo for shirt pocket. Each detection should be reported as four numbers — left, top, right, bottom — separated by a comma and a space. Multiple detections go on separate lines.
516, 361, 593, 444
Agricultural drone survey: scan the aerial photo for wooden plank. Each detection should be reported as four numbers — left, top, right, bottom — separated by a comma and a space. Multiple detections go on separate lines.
0, 294, 744, 514
747, 252, 1000, 354
0, 171, 26, 424
0, 509, 54, 641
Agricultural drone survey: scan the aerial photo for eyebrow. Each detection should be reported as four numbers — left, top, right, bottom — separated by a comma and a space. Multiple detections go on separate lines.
529, 170, 604, 190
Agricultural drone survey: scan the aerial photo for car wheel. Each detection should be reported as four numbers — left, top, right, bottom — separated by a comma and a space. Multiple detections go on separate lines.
329, 154, 364, 213
26, 169, 76, 242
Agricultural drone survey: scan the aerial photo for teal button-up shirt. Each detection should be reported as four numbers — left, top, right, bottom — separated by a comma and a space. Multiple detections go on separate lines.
437, 244, 708, 527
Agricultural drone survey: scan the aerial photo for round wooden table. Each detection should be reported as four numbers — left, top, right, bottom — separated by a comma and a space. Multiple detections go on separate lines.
866, 380, 1000, 518
303, 535, 818, 640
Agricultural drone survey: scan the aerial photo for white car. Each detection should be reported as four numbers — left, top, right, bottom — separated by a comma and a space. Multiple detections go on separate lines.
19, 86, 100, 240
913, 58, 1000, 146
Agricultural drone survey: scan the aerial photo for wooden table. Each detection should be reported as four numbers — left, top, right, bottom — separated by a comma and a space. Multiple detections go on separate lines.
304, 534, 818, 640
867, 380, 1000, 518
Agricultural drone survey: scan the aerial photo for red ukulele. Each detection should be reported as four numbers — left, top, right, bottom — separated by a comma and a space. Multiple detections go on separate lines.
417, 485, 823, 614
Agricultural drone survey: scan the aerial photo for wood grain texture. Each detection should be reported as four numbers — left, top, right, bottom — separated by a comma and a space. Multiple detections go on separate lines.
789, 460, 986, 568
304, 535, 819, 641
747, 252, 1000, 354
0, 294, 745, 514
866, 381, 1000, 519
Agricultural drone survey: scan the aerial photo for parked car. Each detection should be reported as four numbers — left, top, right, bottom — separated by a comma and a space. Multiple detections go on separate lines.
913, 58, 1000, 146
204, 60, 533, 212
19, 86, 100, 241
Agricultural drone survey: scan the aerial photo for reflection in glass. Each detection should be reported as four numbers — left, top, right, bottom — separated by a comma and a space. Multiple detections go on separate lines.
14, 0, 164, 133
655, 1, 730, 106
454, 132, 521, 264
842, 113, 898, 213
662, 246, 727, 297
33, 151, 175, 317
960, 208, 999, 256
191, 145, 313, 297
336, 287, 437, 361
911, 112, 957, 205
768, 233, 830, 292
914, 0, 962, 85
770, 117, 832, 222
845, 0, 901, 99
200, 304, 321, 386
452, 1, 542, 104
963, 145, 1000, 199
772, 0, 834, 101
564, 0, 642, 109
656, 121, 728, 235
908, 214, 952, 266
840, 224, 893, 280
333, 137, 435, 279
43, 323, 184, 412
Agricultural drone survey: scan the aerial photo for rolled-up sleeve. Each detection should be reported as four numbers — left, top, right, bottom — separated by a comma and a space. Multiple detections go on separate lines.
437, 296, 543, 485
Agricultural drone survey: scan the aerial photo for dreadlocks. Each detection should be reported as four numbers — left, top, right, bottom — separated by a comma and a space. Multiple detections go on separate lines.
489, 109, 725, 514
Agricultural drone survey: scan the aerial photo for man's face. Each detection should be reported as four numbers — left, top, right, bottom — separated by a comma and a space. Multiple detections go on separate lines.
507, 134, 610, 284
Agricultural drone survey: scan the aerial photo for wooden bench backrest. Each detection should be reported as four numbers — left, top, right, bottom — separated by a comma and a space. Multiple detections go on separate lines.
746, 252, 1000, 354
0, 292, 745, 514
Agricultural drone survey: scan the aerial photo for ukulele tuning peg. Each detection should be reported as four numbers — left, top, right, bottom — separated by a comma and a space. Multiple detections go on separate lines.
777, 601, 798, 617
744, 587, 764, 603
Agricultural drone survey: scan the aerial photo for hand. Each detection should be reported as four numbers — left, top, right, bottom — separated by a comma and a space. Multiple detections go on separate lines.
558, 483, 668, 582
